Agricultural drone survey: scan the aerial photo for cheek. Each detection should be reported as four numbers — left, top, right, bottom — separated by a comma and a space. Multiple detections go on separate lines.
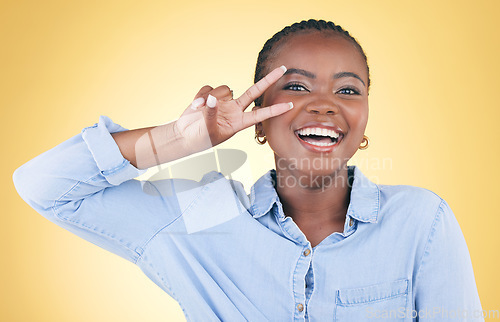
261, 117, 277, 138
261, 88, 290, 107
261, 112, 293, 138
344, 104, 369, 133
261, 118, 278, 137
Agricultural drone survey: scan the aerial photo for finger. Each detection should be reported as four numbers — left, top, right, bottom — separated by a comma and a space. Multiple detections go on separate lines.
194, 85, 213, 99
220, 89, 233, 102
208, 85, 232, 101
191, 85, 230, 112
235, 65, 287, 110
241, 102, 293, 129
206, 94, 217, 109
203, 94, 218, 123
188, 85, 213, 110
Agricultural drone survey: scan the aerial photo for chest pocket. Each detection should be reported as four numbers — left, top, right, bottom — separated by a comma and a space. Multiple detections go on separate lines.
334, 279, 410, 321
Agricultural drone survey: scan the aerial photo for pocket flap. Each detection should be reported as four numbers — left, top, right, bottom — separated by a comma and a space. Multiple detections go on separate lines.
337, 278, 409, 305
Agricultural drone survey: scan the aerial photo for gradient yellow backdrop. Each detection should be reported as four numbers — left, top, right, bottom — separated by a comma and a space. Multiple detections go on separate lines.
3, 0, 499, 321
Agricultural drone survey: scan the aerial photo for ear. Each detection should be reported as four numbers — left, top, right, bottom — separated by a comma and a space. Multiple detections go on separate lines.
255, 121, 264, 134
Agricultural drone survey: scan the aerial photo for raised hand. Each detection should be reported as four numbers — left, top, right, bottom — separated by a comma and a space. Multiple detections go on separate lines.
175, 66, 293, 151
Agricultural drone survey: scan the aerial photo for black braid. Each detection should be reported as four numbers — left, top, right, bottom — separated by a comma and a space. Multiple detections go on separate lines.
253, 19, 370, 106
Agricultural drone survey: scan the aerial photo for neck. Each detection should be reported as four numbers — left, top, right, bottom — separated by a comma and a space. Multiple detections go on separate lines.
273, 162, 351, 226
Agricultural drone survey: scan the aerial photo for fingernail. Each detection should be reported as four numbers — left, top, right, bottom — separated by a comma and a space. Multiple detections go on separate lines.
207, 94, 217, 108
288, 102, 294, 109
280, 65, 287, 73
190, 97, 205, 110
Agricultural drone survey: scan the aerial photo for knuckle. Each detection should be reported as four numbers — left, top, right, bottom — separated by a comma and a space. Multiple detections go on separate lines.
261, 76, 271, 86
246, 87, 258, 99
218, 85, 231, 92
211, 85, 232, 99
254, 109, 264, 124
254, 79, 269, 94
235, 97, 243, 108
200, 85, 213, 92
253, 83, 262, 93
196, 85, 213, 98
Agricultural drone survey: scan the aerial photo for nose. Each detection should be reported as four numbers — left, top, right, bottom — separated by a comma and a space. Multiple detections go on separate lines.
304, 98, 339, 115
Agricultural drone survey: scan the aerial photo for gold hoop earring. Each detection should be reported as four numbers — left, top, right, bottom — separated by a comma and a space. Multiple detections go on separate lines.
255, 132, 267, 145
359, 135, 369, 150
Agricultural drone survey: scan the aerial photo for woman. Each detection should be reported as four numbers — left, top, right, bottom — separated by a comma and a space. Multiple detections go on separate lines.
13, 19, 483, 321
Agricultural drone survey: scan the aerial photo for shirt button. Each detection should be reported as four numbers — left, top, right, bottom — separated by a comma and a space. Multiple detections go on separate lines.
349, 218, 354, 227
303, 249, 311, 256
297, 303, 304, 312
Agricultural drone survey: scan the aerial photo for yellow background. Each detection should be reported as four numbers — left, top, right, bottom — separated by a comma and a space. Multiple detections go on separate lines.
2, 0, 499, 321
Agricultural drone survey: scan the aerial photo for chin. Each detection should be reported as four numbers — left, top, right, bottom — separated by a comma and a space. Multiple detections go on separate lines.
275, 155, 346, 174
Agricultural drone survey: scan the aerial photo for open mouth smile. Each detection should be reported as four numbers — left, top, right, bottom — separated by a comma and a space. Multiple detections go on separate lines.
294, 126, 344, 153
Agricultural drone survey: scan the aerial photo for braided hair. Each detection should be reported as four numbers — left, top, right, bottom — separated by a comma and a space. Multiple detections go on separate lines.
253, 19, 370, 106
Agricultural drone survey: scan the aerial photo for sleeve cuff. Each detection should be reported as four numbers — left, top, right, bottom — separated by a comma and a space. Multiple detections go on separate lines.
81, 115, 148, 185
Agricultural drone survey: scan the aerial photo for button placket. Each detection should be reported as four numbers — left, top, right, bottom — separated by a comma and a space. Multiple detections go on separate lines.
292, 246, 311, 319
303, 248, 311, 289
304, 262, 314, 310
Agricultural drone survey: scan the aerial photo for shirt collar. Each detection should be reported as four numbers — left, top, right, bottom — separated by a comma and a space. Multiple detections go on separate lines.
249, 165, 380, 224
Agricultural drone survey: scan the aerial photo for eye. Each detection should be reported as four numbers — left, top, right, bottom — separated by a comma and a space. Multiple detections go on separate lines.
283, 83, 309, 92
337, 87, 360, 95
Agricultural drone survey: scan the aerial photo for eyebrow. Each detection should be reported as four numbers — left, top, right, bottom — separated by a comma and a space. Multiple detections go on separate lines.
284, 68, 366, 86
284, 68, 316, 79
334, 71, 366, 86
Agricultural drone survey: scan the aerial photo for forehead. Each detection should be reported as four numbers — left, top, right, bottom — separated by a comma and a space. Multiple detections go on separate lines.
270, 31, 366, 75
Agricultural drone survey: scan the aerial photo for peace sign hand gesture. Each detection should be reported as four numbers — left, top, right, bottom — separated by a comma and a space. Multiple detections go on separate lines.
175, 66, 292, 152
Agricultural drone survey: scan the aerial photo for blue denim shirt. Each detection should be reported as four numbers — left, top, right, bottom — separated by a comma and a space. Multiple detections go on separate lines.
13, 115, 483, 321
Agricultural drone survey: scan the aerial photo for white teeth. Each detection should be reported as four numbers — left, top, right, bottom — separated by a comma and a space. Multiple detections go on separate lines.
306, 141, 336, 146
296, 127, 340, 138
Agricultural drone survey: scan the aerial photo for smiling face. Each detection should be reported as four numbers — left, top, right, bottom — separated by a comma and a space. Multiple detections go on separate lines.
256, 31, 369, 176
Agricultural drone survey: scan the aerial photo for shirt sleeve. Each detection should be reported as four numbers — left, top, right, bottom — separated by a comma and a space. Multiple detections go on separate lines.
414, 199, 484, 321
12, 115, 184, 264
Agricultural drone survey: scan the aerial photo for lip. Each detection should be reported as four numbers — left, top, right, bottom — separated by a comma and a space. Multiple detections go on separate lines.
294, 130, 344, 153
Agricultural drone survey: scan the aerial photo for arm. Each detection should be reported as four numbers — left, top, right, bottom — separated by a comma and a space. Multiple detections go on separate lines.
110, 118, 204, 170
111, 66, 292, 170
12, 115, 183, 263
106, 87, 225, 171
414, 199, 483, 321
12, 66, 292, 263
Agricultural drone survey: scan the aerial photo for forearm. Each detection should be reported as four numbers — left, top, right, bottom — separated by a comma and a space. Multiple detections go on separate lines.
111, 120, 206, 170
